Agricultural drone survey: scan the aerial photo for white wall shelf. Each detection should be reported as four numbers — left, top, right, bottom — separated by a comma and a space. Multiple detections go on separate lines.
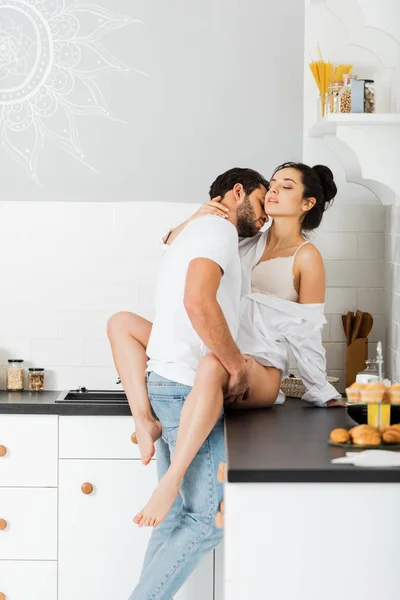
309, 114, 400, 203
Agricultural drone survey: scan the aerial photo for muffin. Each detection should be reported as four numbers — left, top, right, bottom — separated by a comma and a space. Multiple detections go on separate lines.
345, 383, 366, 403
330, 428, 351, 444
360, 382, 386, 404
387, 384, 400, 405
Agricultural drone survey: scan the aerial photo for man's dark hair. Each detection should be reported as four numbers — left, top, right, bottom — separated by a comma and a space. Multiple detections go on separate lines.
209, 168, 269, 199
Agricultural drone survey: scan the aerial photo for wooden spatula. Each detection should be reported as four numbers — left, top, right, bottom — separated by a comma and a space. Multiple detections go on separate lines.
345, 311, 353, 346
359, 312, 374, 339
351, 310, 364, 343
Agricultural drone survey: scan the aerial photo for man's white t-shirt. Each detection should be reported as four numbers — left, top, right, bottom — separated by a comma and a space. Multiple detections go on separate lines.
146, 215, 241, 387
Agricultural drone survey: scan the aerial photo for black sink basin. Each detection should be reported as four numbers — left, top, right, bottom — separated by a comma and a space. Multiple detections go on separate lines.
347, 404, 400, 425
56, 391, 128, 404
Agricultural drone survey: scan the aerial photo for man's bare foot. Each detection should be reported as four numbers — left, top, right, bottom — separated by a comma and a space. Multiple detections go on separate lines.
132, 418, 162, 465
133, 474, 181, 527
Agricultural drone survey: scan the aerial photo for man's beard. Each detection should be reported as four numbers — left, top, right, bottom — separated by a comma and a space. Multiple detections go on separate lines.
236, 196, 260, 238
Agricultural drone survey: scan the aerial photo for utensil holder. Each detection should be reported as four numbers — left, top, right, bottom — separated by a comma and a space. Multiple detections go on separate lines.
345, 337, 368, 388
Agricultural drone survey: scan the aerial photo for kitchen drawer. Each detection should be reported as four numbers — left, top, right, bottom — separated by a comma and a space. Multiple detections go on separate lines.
59, 415, 145, 459
0, 414, 58, 486
0, 488, 57, 559
0, 560, 57, 600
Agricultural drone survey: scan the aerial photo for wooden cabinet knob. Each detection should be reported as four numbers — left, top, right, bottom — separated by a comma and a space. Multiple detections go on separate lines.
81, 482, 93, 495
0, 592, 6, 600
217, 462, 226, 483
0, 519, 7, 531
131, 432, 138, 444
0, 445, 6, 457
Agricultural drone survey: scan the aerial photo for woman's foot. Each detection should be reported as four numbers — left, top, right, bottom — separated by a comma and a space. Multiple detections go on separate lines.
132, 418, 162, 465
133, 474, 181, 527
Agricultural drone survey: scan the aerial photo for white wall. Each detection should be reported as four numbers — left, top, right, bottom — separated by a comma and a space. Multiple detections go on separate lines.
0, 0, 304, 203
385, 205, 400, 382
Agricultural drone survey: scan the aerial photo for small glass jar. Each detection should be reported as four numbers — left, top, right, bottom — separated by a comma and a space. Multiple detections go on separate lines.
339, 74, 352, 113
364, 79, 375, 113
327, 79, 343, 114
28, 368, 45, 392
356, 359, 379, 384
6, 359, 25, 391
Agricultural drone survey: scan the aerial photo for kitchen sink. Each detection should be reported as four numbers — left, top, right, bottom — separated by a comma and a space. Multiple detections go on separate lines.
56, 390, 128, 404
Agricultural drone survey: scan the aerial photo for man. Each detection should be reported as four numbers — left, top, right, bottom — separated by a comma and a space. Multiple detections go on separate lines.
129, 168, 268, 599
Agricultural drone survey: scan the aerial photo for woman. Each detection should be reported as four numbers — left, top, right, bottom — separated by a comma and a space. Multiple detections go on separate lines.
107, 162, 343, 528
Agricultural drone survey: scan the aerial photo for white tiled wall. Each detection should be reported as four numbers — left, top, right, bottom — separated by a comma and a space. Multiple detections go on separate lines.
0, 201, 195, 390
0, 200, 386, 394
385, 205, 400, 383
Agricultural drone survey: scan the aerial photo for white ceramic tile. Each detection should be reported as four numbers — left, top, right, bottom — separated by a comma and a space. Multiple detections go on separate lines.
313, 232, 357, 260
368, 315, 387, 344
0, 311, 58, 339
388, 321, 399, 352
325, 288, 357, 314
357, 233, 385, 260
355, 288, 386, 315
0, 339, 31, 365
84, 339, 114, 367
57, 311, 110, 339
327, 315, 346, 343
319, 205, 385, 233
45, 366, 119, 391
30, 339, 85, 367
324, 343, 346, 371
325, 261, 384, 288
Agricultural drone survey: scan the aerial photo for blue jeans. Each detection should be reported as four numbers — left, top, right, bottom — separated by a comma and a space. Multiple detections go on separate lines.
129, 371, 225, 600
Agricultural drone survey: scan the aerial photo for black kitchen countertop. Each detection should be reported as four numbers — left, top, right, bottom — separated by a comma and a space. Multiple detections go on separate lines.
0, 390, 132, 416
225, 399, 400, 484
1, 392, 399, 483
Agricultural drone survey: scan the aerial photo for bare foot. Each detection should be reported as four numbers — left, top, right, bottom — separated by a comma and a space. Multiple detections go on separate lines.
133, 474, 181, 527
132, 418, 162, 465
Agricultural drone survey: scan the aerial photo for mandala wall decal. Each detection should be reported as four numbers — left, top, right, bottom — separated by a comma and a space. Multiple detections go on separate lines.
0, 0, 144, 185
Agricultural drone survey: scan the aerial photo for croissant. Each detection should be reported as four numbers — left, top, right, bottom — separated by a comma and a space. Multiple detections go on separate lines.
330, 428, 350, 444
352, 431, 381, 446
349, 425, 374, 439
382, 429, 400, 444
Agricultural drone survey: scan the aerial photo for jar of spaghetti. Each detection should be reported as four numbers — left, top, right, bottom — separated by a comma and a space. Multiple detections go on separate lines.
28, 368, 45, 392
6, 359, 25, 391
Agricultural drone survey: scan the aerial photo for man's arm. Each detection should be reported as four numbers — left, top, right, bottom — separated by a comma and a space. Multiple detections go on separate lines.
184, 257, 251, 398
165, 197, 226, 246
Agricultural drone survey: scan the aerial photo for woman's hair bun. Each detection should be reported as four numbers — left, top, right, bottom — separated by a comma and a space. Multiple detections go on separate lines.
313, 164, 337, 206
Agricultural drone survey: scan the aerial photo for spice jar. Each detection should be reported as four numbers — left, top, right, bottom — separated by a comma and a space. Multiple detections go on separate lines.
339, 74, 352, 113
28, 368, 45, 392
364, 79, 375, 113
6, 359, 24, 391
327, 80, 343, 114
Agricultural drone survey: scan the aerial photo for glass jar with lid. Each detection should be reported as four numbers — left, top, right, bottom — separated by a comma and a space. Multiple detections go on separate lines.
339, 74, 352, 113
356, 359, 379, 384
28, 368, 45, 392
364, 79, 375, 113
6, 359, 25, 391
327, 79, 343, 114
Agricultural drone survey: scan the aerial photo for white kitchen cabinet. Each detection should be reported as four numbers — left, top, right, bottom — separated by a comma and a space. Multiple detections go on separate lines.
0, 415, 58, 486
58, 458, 214, 600
58, 459, 156, 600
0, 488, 57, 560
59, 415, 141, 459
0, 560, 57, 600
214, 542, 225, 600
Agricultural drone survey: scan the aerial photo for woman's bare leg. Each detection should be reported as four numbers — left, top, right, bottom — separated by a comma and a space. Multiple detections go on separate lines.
107, 312, 161, 465
134, 355, 280, 528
